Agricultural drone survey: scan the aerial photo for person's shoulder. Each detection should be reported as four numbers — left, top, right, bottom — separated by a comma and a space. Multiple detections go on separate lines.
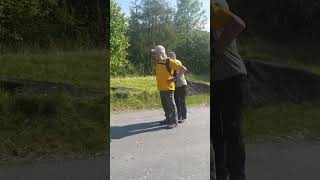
175, 59, 182, 65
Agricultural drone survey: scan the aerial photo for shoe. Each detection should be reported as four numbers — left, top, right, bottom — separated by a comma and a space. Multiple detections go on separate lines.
167, 123, 178, 129
159, 119, 168, 125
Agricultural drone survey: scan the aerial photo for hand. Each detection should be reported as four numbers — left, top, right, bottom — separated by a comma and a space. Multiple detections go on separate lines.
167, 77, 175, 83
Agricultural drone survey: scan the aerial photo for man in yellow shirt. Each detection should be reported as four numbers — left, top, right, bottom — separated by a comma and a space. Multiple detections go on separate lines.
151, 45, 187, 129
212, 0, 248, 180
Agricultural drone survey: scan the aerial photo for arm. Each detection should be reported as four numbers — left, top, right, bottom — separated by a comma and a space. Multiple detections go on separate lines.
213, 12, 246, 54
168, 65, 187, 83
175, 66, 187, 78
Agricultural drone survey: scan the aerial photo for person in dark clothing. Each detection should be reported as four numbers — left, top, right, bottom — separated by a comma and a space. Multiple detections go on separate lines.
212, 0, 248, 180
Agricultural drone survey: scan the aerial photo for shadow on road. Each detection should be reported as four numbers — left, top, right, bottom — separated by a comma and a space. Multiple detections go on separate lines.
110, 120, 167, 139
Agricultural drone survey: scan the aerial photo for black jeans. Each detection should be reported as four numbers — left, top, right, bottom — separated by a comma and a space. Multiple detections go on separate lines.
211, 74, 248, 180
174, 85, 187, 120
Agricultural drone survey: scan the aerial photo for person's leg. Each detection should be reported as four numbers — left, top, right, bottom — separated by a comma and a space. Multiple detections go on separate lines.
211, 140, 216, 180
180, 85, 187, 119
222, 76, 247, 180
160, 91, 169, 124
174, 87, 182, 120
211, 81, 228, 180
164, 91, 178, 128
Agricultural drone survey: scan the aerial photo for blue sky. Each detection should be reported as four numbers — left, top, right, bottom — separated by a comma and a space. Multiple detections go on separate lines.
115, 0, 210, 32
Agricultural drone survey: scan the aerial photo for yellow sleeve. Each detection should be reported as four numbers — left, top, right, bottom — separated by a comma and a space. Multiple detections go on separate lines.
212, 4, 232, 31
170, 59, 182, 72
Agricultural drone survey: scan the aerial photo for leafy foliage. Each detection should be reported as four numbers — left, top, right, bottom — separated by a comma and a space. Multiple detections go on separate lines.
0, 0, 107, 53
110, 0, 134, 76
127, 0, 209, 75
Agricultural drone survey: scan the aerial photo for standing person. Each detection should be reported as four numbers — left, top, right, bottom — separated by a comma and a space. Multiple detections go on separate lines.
169, 52, 188, 123
151, 45, 187, 129
211, 0, 248, 180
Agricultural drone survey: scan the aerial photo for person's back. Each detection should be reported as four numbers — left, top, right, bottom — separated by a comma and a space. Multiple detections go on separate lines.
212, 0, 247, 81
211, 0, 247, 180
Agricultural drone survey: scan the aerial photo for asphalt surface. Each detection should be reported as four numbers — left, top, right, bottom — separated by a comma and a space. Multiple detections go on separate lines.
110, 106, 211, 180
1, 106, 320, 180
0, 158, 108, 180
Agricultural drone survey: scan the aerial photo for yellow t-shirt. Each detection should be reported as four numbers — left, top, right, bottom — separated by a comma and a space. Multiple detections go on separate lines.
156, 58, 182, 91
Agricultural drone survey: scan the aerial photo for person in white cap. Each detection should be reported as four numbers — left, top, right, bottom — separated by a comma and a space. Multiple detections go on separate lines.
151, 45, 187, 129
168, 52, 188, 123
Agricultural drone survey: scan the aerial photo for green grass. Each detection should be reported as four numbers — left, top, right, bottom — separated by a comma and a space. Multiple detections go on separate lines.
0, 50, 108, 162
0, 91, 107, 162
0, 50, 106, 90
110, 75, 210, 112
111, 76, 157, 92
186, 73, 210, 84
244, 103, 320, 142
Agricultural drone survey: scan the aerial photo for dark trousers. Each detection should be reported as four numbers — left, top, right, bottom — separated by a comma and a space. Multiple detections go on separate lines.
174, 85, 187, 119
211, 75, 247, 180
160, 91, 178, 124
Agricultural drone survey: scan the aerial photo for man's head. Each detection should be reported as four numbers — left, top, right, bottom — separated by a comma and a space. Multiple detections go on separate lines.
151, 45, 167, 60
213, 0, 229, 9
169, 52, 176, 59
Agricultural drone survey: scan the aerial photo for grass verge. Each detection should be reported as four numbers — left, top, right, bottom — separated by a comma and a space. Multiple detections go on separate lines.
244, 102, 320, 142
0, 50, 106, 90
0, 91, 107, 162
110, 75, 210, 112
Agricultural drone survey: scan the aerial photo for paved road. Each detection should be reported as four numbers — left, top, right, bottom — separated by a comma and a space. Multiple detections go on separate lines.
0, 157, 108, 180
110, 106, 211, 180
1, 106, 320, 180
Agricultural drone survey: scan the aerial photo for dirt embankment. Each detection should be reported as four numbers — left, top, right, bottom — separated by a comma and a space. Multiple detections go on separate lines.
245, 59, 320, 107
0, 79, 105, 97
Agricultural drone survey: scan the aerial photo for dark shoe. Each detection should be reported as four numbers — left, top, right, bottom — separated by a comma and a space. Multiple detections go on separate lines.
159, 119, 168, 125
167, 123, 178, 129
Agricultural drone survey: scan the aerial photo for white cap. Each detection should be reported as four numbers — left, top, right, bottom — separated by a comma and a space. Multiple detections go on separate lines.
151, 45, 167, 58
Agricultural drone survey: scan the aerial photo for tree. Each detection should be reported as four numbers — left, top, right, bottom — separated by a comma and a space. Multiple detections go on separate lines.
128, 0, 176, 75
110, 0, 133, 76
174, 0, 209, 73
175, 0, 206, 36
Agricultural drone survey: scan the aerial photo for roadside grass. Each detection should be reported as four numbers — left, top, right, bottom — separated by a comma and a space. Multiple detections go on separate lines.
110, 75, 210, 112
186, 73, 210, 85
0, 91, 107, 162
111, 76, 157, 92
244, 102, 320, 142
0, 50, 106, 90
0, 50, 108, 162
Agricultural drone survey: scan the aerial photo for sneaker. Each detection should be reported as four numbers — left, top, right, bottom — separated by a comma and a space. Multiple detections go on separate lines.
167, 123, 178, 129
159, 119, 168, 125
